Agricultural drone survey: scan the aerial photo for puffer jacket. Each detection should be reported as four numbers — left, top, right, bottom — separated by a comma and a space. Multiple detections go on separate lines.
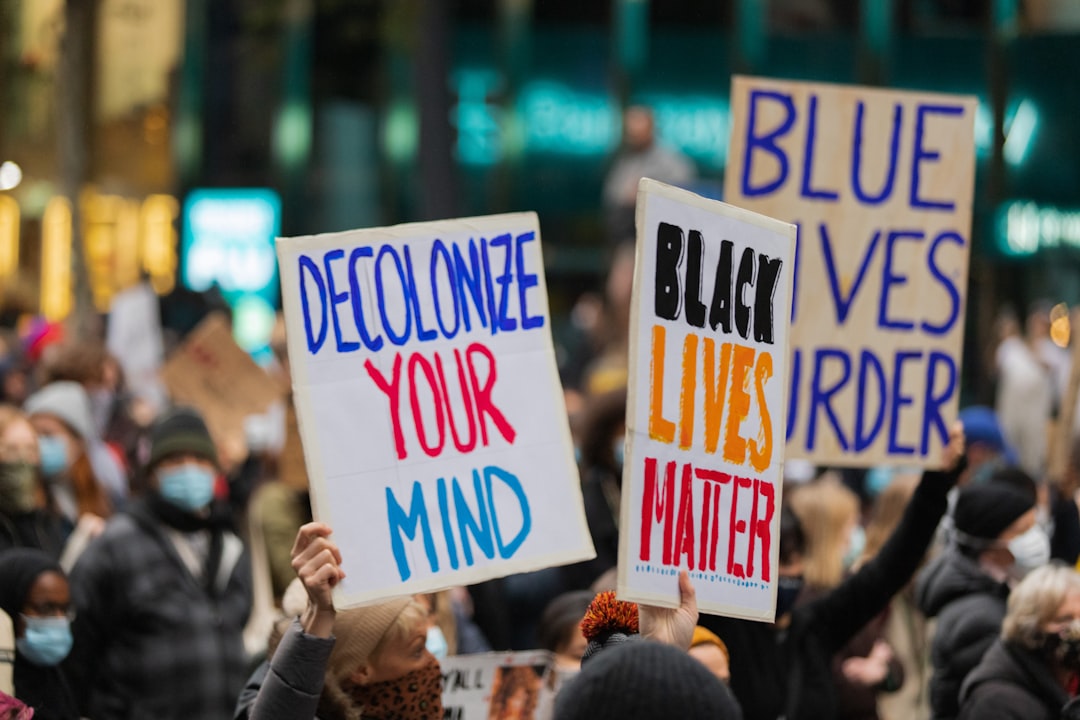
915, 548, 1010, 720
958, 639, 1080, 720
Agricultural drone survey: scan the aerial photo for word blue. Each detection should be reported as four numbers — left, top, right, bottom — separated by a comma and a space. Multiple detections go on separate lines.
386, 464, 532, 582
740, 89, 967, 211
299, 232, 544, 355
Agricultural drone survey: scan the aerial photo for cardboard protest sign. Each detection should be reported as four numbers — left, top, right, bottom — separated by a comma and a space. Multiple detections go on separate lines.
160, 313, 285, 455
278, 213, 595, 606
441, 651, 555, 720
619, 179, 796, 621
725, 77, 976, 467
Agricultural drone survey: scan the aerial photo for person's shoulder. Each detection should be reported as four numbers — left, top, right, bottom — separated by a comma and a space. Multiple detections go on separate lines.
961, 677, 1048, 720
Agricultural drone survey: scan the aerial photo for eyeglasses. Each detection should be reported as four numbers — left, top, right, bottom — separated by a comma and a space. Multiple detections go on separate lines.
21, 603, 75, 622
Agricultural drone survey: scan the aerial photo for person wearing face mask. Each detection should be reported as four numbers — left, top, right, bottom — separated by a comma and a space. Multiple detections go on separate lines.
958, 564, 1080, 719
24, 381, 113, 531
696, 423, 966, 720
64, 407, 251, 720
0, 406, 65, 558
916, 470, 1047, 720
236, 522, 442, 720
0, 548, 79, 719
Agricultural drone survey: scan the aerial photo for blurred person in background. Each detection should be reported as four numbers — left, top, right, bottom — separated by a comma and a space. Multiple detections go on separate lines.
0, 549, 79, 719
917, 470, 1047, 720
602, 106, 695, 244
24, 381, 112, 542
537, 590, 592, 671
861, 471, 933, 720
65, 407, 250, 720
958, 564, 1080, 719
790, 475, 903, 720
689, 626, 731, 684
956, 406, 1017, 488
698, 424, 965, 720
0, 406, 65, 558
994, 307, 1053, 479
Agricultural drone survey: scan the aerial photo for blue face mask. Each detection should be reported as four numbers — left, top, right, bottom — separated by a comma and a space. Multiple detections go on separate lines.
426, 625, 449, 659
38, 435, 69, 478
157, 464, 216, 513
843, 525, 866, 570
18, 615, 73, 666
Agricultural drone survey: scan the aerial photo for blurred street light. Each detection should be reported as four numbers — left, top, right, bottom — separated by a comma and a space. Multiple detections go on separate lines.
0, 162, 23, 191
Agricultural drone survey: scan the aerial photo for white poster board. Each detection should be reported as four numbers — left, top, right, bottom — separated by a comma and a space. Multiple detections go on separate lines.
724, 76, 975, 467
278, 213, 595, 606
441, 651, 555, 720
618, 179, 796, 621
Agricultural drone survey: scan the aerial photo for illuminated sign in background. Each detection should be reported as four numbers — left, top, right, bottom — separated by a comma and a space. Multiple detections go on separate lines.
182, 188, 281, 358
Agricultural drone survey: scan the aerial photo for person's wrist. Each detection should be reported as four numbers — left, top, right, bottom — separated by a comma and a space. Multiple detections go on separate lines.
302, 603, 336, 638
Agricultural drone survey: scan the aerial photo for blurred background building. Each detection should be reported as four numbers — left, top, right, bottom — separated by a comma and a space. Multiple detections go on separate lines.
0, 0, 1079, 396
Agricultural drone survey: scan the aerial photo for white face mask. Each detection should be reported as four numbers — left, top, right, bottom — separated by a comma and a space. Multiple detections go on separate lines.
1007, 525, 1051, 580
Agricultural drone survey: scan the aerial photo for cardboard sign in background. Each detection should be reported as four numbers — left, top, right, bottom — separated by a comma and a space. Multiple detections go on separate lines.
725, 76, 975, 468
160, 313, 284, 456
440, 651, 556, 720
619, 179, 795, 621
278, 213, 595, 606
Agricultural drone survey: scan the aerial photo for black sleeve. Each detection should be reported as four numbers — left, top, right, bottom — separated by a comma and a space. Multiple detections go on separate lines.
1051, 490, 1080, 566
802, 464, 959, 655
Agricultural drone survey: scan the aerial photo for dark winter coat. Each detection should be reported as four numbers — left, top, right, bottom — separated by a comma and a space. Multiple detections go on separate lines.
958, 639, 1080, 720
915, 547, 1010, 719
701, 466, 959, 720
65, 497, 251, 720
0, 509, 67, 559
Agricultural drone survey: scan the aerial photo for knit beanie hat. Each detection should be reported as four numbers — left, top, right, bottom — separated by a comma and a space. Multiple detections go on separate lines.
691, 626, 730, 663
0, 548, 63, 620
327, 597, 414, 679
953, 480, 1035, 543
25, 380, 96, 441
555, 641, 742, 720
146, 407, 219, 472
580, 591, 641, 663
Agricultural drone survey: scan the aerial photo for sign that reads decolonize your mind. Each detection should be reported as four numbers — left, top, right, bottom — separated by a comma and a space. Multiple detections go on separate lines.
619, 179, 796, 621
278, 213, 595, 606
725, 77, 975, 468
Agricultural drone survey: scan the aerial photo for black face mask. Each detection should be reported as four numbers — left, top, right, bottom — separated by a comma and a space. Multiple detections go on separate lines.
776, 575, 804, 618
1039, 624, 1080, 672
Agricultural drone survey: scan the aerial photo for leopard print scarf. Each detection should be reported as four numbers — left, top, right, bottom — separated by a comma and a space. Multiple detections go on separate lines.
348, 653, 444, 720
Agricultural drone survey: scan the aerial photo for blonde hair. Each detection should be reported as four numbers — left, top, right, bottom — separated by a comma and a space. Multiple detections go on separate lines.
861, 471, 920, 564
319, 599, 429, 720
1003, 564, 1080, 649
789, 473, 859, 589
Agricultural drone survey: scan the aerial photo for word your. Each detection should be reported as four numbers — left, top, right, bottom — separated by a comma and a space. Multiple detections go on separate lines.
386, 465, 532, 581
365, 344, 517, 461
739, 89, 968, 210
649, 326, 774, 472
639, 456, 775, 581
297, 233, 545, 355
654, 222, 784, 344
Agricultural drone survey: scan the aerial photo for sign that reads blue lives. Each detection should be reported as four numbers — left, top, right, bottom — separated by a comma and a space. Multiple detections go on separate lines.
182, 188, 282, 358
725, 77, 976, 468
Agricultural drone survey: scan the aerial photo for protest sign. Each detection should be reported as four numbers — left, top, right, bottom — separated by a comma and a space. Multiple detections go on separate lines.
619, 178, 796, 621
160, 313, 284, 456
440, 651, 555, 720
278, 213, 595, 606
725, 77, 975, 467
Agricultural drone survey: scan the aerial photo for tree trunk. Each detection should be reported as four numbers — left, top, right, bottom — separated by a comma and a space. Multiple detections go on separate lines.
57, 0, 98, 341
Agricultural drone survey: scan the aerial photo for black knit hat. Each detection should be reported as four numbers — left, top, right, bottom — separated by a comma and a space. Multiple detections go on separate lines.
954, 480, 1035, 543
0, 548, 63, 619
555, 641, 742, 720
146, 407, 219, 472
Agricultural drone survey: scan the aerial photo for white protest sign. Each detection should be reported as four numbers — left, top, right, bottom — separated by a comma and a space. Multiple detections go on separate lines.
278, 213, 595, 606
619, 179, 795, 621
725, 76, 975, 467
441, 651, 555, 720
